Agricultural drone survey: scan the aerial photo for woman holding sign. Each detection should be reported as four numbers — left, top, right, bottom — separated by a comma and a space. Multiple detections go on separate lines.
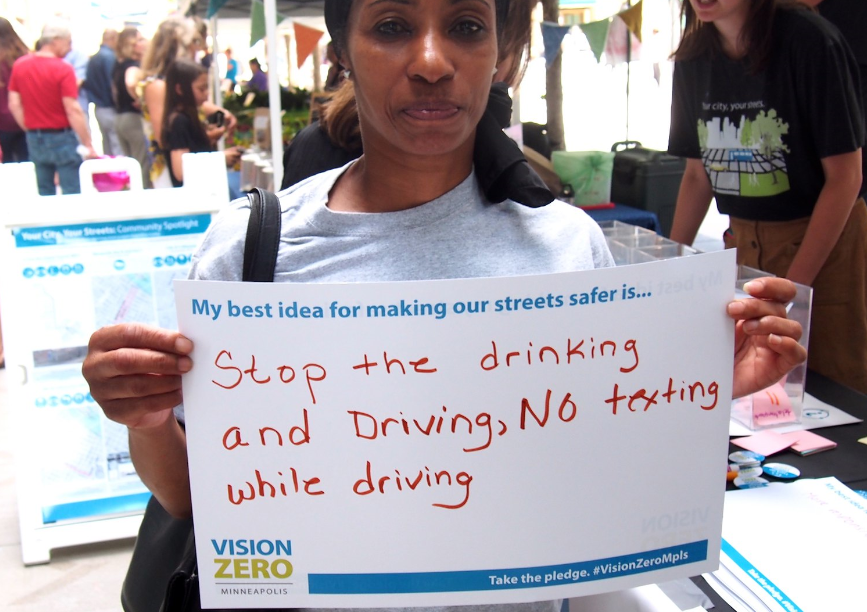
83, 0, 806, 609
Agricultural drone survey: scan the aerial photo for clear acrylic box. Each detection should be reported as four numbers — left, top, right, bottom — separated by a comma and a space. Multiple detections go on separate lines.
600, 225, 812, 431
730, 265, 812, 430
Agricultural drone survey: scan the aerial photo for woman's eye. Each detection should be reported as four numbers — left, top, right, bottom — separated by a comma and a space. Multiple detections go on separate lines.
452, 20, 484, 36
376, 20, 409, 36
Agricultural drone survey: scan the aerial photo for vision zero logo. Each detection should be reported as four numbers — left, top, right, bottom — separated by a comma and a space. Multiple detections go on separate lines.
212, 539, 293, 580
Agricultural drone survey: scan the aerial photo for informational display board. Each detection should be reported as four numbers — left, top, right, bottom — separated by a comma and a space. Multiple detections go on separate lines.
0, 187, 222, 565
177, 249, 737, 609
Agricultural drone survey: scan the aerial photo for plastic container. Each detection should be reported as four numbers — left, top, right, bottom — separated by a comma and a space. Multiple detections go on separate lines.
730, 265, 812, 430
597, 219, 656, 240
240, 152, 260, 191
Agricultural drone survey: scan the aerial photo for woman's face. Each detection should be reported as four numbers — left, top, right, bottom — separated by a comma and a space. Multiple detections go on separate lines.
192, 73, 209, 106
343, 0, 499, 160
688, 0, 751, 29
133, 34, 147, 60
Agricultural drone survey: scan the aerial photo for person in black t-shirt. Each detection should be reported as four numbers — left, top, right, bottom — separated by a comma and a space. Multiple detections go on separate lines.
803, 0, 867, 197
113, 27, 151, 187
161, 59, 241, 187
668, 0, 867, 393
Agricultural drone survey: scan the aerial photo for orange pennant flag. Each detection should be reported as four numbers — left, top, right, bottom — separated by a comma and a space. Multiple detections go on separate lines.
294, 22, 324, 68
618, 0, 643, 43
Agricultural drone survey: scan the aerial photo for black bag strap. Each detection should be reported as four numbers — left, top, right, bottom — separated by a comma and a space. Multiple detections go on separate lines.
243, 187, 282, 282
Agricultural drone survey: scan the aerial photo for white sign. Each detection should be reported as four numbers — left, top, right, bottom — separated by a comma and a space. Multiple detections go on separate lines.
176, 250, 737, 608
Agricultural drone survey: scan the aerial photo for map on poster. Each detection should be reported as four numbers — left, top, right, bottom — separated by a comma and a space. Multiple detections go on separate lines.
7, 214, 212, 523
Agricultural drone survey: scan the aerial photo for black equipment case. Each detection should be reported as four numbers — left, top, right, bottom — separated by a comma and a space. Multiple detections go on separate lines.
610, 141, 686, 237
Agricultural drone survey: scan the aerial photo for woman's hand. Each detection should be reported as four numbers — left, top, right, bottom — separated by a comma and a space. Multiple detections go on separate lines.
206, 123, 227, 143
202, 102, 237, 135
82, 323, 193, 430
224, 146, 243, 167
728, 278, 807, 398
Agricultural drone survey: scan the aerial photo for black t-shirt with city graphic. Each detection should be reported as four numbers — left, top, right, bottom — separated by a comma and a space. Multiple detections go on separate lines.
668, 9, 865, 221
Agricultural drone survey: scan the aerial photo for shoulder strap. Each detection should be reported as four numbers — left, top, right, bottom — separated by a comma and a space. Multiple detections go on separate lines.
242, 188, 282, 282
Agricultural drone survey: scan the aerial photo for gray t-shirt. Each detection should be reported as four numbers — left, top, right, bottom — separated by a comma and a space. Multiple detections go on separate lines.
181, 164, 613, 612
189, 164, 612, 285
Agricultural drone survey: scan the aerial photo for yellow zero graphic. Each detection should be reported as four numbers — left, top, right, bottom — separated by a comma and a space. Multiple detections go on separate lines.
214, 558, 294, 579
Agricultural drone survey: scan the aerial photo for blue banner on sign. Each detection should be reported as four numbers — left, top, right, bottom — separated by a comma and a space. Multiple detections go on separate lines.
13, 214, 212, 248
42, 492, 152, 523
721, 539, 803, 612
309, 541, 706, 594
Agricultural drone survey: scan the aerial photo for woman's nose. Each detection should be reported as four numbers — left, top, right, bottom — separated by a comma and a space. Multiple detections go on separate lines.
407, 29, 455, 83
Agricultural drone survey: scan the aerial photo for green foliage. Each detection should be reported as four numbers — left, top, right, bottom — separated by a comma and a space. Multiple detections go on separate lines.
740, 119, 752, 148
222, 88, 311, 148
749, 109, 790, 160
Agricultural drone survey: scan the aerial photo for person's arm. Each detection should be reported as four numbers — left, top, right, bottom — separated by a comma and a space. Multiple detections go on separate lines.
202, 100, 237, 131
143, 79, 166, 146
785, 150, 862, 286
669, 158, 714, 246
125, 65, 142, 107
7, 91, 25, 131
82, 323, 194, 517
62, 96, 98, 158
170, 148, 189, 183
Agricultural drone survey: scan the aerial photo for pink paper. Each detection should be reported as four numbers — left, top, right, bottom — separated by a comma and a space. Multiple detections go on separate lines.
731, 430, 795, 456
750, 383, 796, 427
780, 430, 837, 454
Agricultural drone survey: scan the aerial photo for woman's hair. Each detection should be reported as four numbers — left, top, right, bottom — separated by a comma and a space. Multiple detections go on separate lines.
674, 0, 807, 73
321, 79, 362, 151
161, 58, 208, 150
190, 16, 208, 51
116, 27, 140, 62
498, 0, 532, 89
320, 0, 527, 150
325, 0, 511, 59
142, 16, 196, 78
0, 17, 29, 71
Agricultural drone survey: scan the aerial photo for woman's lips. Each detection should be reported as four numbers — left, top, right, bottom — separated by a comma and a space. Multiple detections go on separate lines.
403, 103, 460, 121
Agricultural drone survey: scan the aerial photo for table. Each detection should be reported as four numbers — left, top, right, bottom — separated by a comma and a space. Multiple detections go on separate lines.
585, 203, 661, 233
728, 370, 867, 490
698, 370, 867, 611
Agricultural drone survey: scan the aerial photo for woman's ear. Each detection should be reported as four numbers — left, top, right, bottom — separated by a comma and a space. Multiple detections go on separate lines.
337, 51, 351, 74
175, 83, 183, 97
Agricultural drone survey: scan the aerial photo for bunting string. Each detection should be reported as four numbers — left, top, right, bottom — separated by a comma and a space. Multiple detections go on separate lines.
542, 0, 644, 66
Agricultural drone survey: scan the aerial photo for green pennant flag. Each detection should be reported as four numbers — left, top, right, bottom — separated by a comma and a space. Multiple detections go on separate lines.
207, 0, 230, 19
250, 0, 286, 46
578, 18, 611, 63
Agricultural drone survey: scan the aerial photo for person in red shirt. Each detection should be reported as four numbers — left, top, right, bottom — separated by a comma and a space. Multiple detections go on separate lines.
8, 20, 96, 195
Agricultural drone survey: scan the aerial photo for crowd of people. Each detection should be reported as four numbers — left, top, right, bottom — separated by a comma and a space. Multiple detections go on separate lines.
0, 14, 263, 194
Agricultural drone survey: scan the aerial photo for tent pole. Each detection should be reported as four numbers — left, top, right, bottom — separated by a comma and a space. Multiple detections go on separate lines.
312, 43, 322, 93
284, 33, 293, 90
264, 0, 284, 188
210, 16, 224, 150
